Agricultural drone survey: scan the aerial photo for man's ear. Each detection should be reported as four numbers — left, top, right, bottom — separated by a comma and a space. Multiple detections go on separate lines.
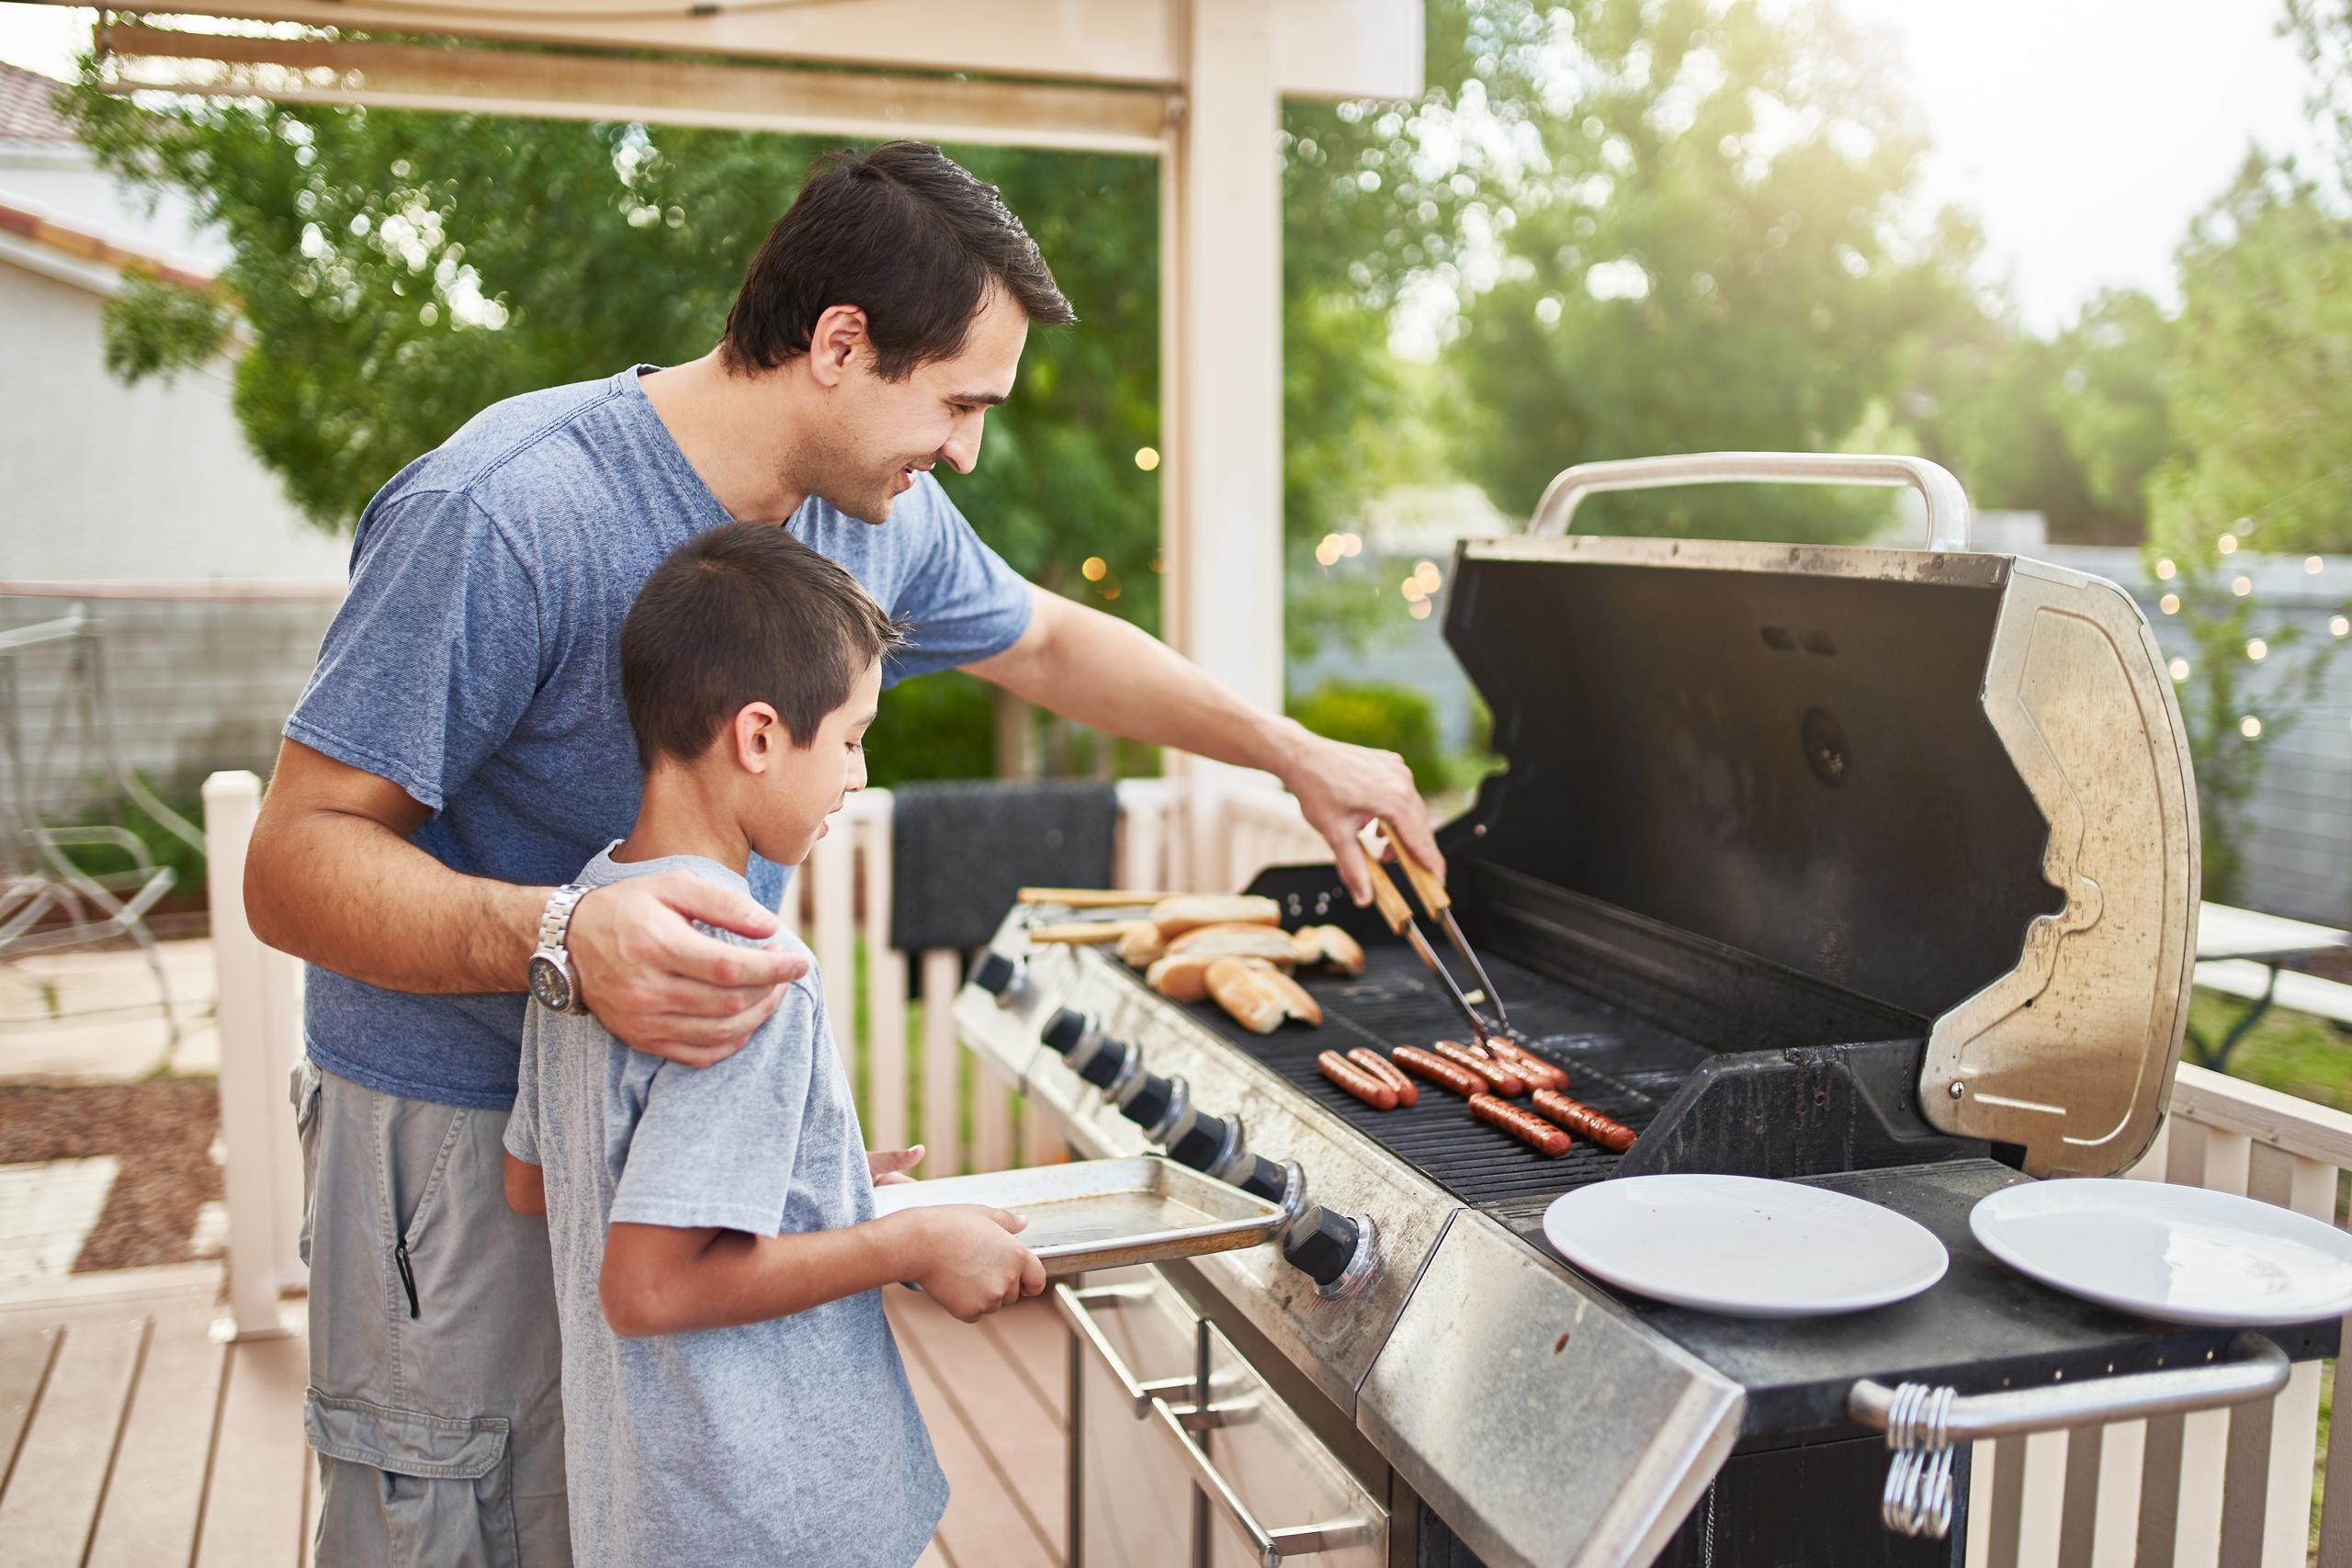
806, 305, 867, 389
732, 703, 784, 772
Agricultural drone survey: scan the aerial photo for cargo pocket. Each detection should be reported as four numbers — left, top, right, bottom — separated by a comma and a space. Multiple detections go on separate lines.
306, 1390, 518, 1568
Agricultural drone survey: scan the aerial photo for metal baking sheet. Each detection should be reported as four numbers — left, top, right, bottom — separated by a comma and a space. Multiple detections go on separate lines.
872, 1156, 1284, 1275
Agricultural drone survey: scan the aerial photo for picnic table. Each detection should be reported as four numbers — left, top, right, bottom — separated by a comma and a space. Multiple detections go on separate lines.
2190, 901, 2352, 1070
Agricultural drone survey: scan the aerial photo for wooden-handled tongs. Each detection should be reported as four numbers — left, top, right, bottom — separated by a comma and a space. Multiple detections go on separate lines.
1358, 819, 1510, 1043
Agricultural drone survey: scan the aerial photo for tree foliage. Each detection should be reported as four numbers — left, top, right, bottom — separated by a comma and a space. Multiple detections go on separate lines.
1442, 0, 1973, 542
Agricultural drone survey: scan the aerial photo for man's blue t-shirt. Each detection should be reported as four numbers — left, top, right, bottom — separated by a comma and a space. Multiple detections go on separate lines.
287, 367, 1035, 1109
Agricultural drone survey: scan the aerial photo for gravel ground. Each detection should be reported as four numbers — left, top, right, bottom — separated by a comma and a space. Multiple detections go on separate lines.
0, 1079, 223, 1272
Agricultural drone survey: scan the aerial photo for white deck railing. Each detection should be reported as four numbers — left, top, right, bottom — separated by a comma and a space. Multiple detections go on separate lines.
1969, 1066, 2352, 1568
203, 773, 2347, 1563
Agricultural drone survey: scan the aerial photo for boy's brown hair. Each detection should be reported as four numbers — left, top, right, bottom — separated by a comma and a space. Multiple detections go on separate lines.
621, 523, 907, 769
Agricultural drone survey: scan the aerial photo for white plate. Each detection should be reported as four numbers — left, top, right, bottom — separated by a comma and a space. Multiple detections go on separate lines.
1970, 1179, 2352, 1327
1541, 1174, 1950, 1317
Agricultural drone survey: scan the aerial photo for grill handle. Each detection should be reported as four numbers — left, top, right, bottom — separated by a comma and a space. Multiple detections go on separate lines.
1055, 1282, 1373, 1565
1848, 1333, 2290, 1444
1529, 452, 1973, 551
1053, 1281, 1193, 1416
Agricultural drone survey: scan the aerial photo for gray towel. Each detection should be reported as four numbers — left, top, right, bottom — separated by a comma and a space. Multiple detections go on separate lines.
889, 780, 1119, 951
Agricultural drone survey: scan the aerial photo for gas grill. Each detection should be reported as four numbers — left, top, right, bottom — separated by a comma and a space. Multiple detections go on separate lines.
953, 454, 2337, 1568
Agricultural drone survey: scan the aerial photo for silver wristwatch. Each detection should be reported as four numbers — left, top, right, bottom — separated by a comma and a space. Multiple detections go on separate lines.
526, 883, 592, 1015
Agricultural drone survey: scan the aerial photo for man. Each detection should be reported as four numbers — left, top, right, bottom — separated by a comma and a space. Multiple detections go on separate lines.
248, 141, 1439, 1563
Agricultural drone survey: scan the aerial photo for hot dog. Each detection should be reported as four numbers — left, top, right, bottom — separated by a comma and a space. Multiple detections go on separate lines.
1529, 1089, 1637, 1153
1317, 1050, 1397, 1111
1346, 1047, 1418, 1107
1430, 1038, 1526, 1098
1468, 1092, 1571, 1157
1390, 1044, 1486, 1098
1486, 1039, 1569, 1091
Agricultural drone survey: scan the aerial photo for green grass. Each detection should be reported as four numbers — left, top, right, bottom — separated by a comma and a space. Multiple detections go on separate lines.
2188, 987, 2352, 1113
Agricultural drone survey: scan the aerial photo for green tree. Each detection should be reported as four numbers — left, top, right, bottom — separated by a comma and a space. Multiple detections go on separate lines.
2145, 157, 2352, 564
2045, 289, 2184, 527
1901, 287, 2182, 545
1445, 0, 1974, 542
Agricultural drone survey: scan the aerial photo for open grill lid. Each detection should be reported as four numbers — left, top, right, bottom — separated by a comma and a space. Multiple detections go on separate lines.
1439, 455, 2199, 1178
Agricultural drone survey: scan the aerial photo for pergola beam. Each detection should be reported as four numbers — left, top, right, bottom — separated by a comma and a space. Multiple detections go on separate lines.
99, 24, 1172, 154
56, 0, 1423, 98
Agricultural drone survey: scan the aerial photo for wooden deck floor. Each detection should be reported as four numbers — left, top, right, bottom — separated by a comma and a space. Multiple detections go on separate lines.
0, 1268, 1065, 1568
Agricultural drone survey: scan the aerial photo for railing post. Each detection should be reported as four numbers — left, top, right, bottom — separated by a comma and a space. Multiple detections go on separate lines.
202, 770, 302, 1338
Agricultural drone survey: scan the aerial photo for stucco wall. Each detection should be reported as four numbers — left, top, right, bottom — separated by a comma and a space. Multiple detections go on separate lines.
0, 259, 349, 585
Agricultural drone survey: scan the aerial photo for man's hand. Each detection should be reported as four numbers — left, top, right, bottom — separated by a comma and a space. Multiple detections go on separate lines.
886, 1205, 1046, 1323
1278, 723, 1442, 907
868, 1146, 925, 1186
566, 873, 808, 1067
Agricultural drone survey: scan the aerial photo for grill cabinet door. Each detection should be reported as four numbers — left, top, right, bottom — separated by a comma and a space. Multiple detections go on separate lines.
1067, 1268, 1202, 1568
1197, 1322, 1387, 1568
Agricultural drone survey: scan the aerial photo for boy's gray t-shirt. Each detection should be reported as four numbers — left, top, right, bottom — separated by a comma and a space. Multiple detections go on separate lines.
288, 365, 1035, 1109
504, 846, 946, 1568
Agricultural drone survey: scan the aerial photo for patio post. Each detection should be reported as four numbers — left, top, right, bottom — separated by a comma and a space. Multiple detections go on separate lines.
1161, 0, 1287, 888
203, 769, 305, 1337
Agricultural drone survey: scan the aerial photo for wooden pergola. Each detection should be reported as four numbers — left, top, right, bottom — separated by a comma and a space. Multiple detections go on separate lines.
44, 0, 1427, 822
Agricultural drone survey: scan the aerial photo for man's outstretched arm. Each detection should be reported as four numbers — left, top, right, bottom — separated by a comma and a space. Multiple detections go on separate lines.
966, 588, 1442, 905
244, 739, 806, 1065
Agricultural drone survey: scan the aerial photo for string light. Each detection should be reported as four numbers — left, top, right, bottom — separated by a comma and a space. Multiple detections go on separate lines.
2241, 716, 2263, 739
1081, 556, 1108, 582
2333, 615, 2350, 638
1133, 446, 1160, 472
2246, 638, 2268, 661
2155, 558, 2177, 581
1401, 578, 1428, 604
2168, 658, 2189, 681
2307, 556, 2326, 574
1415, 560, 1442, 592
2232, 576, 2253, 597
2159, 593, 2180, 615
1339, 534, 1363, 558
1408, 599, 1433, 620
2219, 534, 2239, 555
1314, 535, 1342, 567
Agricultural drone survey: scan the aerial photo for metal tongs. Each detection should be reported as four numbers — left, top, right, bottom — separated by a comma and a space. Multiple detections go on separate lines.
1358, 819, 1510, 1043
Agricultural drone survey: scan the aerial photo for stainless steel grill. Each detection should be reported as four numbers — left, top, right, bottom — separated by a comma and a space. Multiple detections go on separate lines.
955, 455, 2335, 1568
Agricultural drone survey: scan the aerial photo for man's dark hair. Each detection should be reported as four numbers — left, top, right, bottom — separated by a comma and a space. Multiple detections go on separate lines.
720, 141, 1076, 380
621, 523, 908, 769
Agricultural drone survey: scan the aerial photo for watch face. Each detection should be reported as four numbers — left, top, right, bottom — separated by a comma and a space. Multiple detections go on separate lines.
526, 953, 572, 1013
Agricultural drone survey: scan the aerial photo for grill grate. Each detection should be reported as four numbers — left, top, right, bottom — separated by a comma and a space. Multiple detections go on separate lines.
1152, 943, 1713, 1212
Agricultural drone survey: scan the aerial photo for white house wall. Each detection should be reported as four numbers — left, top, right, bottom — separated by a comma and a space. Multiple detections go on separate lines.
1, 257, 347, 585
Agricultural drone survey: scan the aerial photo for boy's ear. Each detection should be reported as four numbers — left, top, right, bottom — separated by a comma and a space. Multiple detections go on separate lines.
731, 703, 785, 772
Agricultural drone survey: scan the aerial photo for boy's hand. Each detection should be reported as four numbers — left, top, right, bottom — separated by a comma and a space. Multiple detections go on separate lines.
567, 873, 809, 1066
888, 1205, 1046, 1323
868, 1146, 925, 1186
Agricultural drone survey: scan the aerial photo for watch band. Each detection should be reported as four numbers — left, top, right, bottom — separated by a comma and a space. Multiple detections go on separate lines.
537, 883, 590, 952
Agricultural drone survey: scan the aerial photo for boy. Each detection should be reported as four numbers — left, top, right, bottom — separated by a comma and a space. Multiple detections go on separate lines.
503, 521, 1046, 1568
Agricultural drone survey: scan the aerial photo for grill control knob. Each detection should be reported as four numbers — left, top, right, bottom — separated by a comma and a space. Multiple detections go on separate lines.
1076, 1038, 1133, 1090
1165, 1109, 1236, 1173
1119, 1072, 1177, 1133
1282, 1205, 1363, 1290
1233, 1154, 1288, 1205
1041, 1008, 1092, 1056
969, 951, 1020, 998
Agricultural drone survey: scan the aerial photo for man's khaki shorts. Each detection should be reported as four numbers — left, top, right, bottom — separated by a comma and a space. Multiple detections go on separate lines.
294, 1061, 571, 1566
